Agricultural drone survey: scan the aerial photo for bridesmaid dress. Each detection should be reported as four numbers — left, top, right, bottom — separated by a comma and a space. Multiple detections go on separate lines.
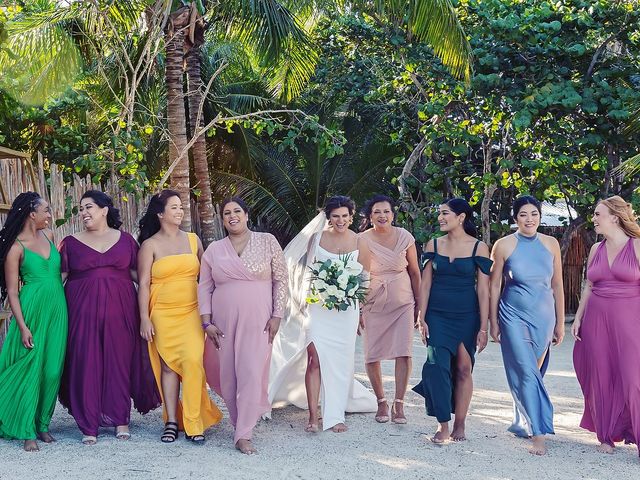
147, 232, 222, 436
269, 233, 377, 429
59, 232, 160, 437
574, 238, 640, 454
362, 227, 415, 363
0, 234, 68, 440
499, 232, 556, 437
199, 232, 287, 444
412, 238, 492, 422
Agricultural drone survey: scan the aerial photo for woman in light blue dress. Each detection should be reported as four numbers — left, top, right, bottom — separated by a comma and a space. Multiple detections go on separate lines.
489, 196, 565, 456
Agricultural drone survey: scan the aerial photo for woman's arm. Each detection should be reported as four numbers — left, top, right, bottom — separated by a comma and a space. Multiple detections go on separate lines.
406, 242, 421, 324
549, 237, 566, 346
571, 243, 598, 341
417, 240, 434, 344
5, 244, 33, 348
489, 239, 505, 343
475, 242, 491, 352
266, 236, 288, 344
137, 240, 155, 342
197, 246, 224, 348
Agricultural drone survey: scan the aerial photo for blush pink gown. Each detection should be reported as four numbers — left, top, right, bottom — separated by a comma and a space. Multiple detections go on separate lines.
362, 228, 416, 363
573, 238, 640, 454
198, 232, 287, 444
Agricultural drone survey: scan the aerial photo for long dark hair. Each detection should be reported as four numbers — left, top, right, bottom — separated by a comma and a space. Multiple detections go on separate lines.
81, 190, 123, 229
324, 195, 355, 219
137, 189, 180, 244
0, 192, 43, 301
359, 194, 395, 231
445, 197, 477, 237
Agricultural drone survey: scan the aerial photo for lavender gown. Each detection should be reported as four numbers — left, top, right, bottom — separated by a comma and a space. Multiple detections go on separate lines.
59, 232, 160, 436
574, 238, 640, 453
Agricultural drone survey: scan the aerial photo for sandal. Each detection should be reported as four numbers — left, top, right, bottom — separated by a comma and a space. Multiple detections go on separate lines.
185, 433, 205, 444
391, 399, 407, 425
161, 422, 179, 443
82, 435, 97, 446
115, 426, 131, 440
375, 398, 389, 423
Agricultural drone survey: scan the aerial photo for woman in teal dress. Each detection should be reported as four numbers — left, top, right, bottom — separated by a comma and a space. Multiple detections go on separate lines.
0, 192, 68, 451
413, 198, 491, 444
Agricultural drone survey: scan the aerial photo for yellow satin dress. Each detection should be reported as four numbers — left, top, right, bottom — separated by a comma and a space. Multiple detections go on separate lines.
148, 232, 222, 435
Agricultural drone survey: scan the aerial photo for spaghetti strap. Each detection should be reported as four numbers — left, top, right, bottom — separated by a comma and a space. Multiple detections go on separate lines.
433, 238, 438, 254
472, 240, 480, 257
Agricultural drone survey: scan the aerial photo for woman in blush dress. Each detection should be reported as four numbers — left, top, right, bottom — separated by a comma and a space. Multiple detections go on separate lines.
0, 192, 67, 452
59, 190, 160, 445
269, 196, 377, 434
573, 195, 640, 457
199, 197, 287, 455
413, 198, 491, 444
489, 196, 565, 456
138, 190, 222, 444
359, 195, 420, 424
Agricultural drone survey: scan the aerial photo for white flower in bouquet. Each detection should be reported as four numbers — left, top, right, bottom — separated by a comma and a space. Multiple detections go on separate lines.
345, 259, 363, 275
306, 253, 369, 311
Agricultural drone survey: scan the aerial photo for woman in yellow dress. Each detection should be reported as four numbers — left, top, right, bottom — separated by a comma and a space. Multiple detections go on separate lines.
137, 190, 222, 443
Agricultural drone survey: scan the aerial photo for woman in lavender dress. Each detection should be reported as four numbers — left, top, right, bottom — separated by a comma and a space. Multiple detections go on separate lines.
59, 191, 160, 445
573, 196, 640, 457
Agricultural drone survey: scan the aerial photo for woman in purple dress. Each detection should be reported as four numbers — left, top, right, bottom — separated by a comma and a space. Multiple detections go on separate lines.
573, 195, 640, 457
59, 190, 160, 445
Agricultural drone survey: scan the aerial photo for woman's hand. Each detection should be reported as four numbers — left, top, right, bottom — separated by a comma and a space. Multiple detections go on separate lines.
419, 319, 429, 345
553, 322, 565, 346
205, 323, 224, 349
571, 316, 582, 341
476, 330, 488, 353
140, 318, 155, 342
414, 305, 421, 329
490, 321, 501, 344
357, 313, 365, 336
263, 317, 280, 344
19, 325, 34, 349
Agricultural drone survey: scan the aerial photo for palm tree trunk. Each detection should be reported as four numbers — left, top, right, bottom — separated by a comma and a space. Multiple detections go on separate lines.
165, 22, 191, 231
186, 46, 217, 246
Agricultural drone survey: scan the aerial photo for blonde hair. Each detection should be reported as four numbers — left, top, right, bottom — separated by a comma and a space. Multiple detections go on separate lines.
599, 195, 640, 238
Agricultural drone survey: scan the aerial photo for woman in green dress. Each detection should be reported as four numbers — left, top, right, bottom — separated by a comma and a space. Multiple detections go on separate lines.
413, 198, 491, 444
0, 192, 68, 451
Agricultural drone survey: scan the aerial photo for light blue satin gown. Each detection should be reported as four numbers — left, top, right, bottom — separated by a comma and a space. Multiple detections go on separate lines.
498, 232, 556, 437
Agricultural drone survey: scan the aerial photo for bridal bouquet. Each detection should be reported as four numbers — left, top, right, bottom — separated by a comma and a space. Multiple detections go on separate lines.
306, 254, 368, 311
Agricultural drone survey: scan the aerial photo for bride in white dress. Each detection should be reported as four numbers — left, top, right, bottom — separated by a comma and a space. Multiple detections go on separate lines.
269, 196, 377, 432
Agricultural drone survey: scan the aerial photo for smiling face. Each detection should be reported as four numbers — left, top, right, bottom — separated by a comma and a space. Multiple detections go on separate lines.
370, 201, 394, 230
329, 206, 352, 233
437, 204, 464, 233
593, 202, 618, 235
158, 195, 183, 226
222, 201, 249, 234
79, 197, 108, 231
514, 203, 540, 236
30, 199, 52, 230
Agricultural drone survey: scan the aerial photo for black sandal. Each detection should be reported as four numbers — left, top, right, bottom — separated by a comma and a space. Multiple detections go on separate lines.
185, 433, 205, 444
161, 422, 179, 443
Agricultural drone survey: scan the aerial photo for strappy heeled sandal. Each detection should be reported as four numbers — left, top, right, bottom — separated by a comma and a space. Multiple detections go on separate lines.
161, 422, 179, 443
185, 433, 205, 444
391, 399, 407, 424
375, 398, 389, 423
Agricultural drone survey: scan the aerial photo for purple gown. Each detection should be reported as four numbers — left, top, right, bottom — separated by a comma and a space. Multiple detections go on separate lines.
573, 238, 640, 454
59, 232, 160, 436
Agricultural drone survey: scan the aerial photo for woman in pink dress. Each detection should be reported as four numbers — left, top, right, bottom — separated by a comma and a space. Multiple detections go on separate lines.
573, 195, 640, 457
199, 197, 287, 455
359, 195, 420, 424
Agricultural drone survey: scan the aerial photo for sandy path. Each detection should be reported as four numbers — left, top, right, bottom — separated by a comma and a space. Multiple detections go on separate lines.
1, 326, 638, 479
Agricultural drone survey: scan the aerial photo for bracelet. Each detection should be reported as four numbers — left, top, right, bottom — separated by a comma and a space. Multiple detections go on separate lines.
202, 321, 213, 330
479, 329, 488, 334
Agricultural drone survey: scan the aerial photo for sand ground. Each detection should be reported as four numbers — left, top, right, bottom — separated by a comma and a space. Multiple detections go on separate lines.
1, 325, 639, 480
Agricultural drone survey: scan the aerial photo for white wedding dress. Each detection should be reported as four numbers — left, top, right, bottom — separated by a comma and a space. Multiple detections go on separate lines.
268, 217, 377, 430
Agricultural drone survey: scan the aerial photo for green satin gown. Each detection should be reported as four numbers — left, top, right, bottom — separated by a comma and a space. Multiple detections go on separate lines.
0, 235, 68, 440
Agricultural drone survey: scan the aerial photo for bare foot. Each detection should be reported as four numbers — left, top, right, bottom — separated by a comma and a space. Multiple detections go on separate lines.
528, 435, 547, 455
37, 432, 55, 443
304, 423, 319, 433
115, 426, 131, 440
331, 423, 348, 433
23, 440, 39, 452
597, 442, 614, 454
235, 439, 257, 455
450, 424, 466, 442
431, 424, 449, 444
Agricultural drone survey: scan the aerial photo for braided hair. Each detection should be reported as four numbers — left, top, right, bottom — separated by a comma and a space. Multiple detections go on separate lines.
137, 189, 180, 244
0, 192, 43, 301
